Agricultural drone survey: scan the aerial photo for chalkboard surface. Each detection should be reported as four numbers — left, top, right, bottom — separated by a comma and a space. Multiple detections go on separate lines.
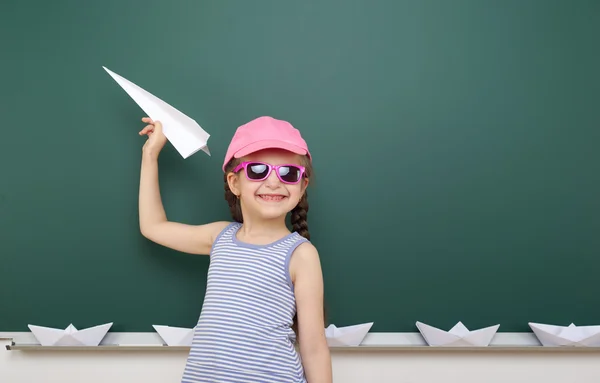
1, 0, 599, 332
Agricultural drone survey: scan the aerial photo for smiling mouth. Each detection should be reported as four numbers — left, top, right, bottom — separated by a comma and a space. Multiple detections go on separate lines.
257, 194, 287, 202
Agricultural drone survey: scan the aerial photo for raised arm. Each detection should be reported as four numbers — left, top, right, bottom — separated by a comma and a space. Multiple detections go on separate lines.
138, 117, 229, 255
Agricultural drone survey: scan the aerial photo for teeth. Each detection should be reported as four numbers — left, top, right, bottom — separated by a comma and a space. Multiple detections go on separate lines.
259, 195, 284, 201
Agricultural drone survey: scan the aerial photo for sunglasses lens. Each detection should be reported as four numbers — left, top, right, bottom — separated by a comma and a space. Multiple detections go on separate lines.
278, 166, 302, 183
247, 163, 269, 179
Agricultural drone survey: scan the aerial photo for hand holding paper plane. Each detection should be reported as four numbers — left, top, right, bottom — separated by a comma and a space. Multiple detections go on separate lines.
416, 321, 499, 347
325, 322, 373, 347
529, 322, 600, 347
103, 66, 210, 159
28, 322, 113, 346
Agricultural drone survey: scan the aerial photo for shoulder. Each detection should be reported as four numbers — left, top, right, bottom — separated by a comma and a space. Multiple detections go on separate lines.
292, 240, 319, 260
289, 240, 322, 281
206, 221, 237, 240
192, 220, 235, 249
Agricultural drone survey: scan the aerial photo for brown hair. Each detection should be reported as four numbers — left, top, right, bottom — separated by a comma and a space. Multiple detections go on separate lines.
223, 156, 324, 341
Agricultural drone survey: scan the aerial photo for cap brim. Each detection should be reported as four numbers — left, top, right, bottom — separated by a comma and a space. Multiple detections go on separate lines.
234, 140, 308, 159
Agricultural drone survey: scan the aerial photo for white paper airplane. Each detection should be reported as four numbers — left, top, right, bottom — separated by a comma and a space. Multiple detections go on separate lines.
324, 322, 373, 347
28, 322, 113, 346
103, 66, 210, 159
529, 322, 600, 347
416, 321, 499, 347
152, 324, 194, 346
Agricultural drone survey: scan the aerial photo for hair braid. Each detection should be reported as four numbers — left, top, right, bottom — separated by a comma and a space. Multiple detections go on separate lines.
291, 191, 310, 240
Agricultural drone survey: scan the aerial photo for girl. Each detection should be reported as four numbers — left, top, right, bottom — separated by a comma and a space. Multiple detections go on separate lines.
138, 115, 333, 383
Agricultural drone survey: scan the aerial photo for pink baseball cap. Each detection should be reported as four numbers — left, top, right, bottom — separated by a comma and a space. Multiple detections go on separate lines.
222, 116, 311, 171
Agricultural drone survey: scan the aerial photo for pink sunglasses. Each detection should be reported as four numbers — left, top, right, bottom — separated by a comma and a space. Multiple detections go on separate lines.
233, 161, 306, 184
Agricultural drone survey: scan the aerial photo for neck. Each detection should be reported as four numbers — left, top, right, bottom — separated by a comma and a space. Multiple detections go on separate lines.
237, 214, 290, 245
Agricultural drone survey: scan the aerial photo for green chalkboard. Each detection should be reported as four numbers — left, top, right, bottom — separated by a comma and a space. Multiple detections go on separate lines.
2, 0, 599, 333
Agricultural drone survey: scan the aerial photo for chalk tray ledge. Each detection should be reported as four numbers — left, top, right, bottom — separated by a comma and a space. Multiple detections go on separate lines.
4, 332, 600, 352
5, 343, 189, 351
6, 343, 600, 353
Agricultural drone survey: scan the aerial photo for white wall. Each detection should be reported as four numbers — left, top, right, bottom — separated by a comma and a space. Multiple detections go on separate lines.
3, 338, 600, 383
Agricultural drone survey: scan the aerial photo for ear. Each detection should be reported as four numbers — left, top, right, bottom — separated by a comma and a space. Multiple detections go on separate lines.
301, 177, 310, 195
227, 172, 241, 198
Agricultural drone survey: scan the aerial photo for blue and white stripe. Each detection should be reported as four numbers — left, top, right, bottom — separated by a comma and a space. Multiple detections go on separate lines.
181, 222, 308, 383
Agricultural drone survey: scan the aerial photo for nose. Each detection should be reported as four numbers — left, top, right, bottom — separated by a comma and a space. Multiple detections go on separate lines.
264, 169, 281, 188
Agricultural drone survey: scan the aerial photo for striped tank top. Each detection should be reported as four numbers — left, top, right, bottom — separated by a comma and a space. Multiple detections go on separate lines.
181, 222, 309, 383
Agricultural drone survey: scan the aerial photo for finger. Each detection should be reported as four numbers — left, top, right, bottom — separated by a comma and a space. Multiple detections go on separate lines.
141, 117, 153, 123
140, 125, 155, 133
139, 125, 155, 135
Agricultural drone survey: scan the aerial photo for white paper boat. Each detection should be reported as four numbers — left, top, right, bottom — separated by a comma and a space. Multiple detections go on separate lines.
325, 322, 373, 347
416, 321, 499, 347
28, 322, 113, 346
153, 325, 194, 346
103, 66, 211, 159
529, 322, 600, 347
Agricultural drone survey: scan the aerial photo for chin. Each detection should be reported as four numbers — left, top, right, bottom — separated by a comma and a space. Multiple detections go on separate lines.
251, 195, 297, 219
